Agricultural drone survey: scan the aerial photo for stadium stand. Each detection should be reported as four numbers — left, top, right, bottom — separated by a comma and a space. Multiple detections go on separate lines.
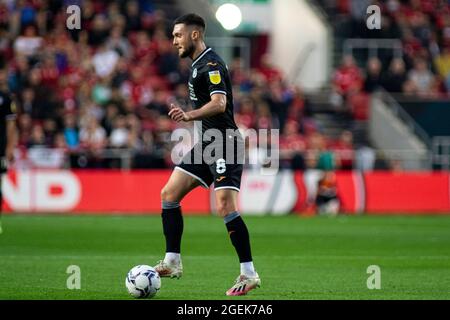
2, 0, 449, 171
312, 0, 450, 170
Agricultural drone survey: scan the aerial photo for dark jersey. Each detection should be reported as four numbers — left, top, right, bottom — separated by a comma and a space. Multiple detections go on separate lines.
188, 48, 239, 138
0, 91, 16, 157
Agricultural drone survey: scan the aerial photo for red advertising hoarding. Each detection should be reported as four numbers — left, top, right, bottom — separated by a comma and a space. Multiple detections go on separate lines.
364, 172, 450, 214
2, 170, 209, 214
2, 170, 449, 214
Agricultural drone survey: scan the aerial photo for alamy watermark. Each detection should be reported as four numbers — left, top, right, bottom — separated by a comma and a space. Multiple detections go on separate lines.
66, 5, 81, 30
366, 265, 381, 289
170, 122, 280, 175
66, 265, 81, 290
366, 5, 381, 30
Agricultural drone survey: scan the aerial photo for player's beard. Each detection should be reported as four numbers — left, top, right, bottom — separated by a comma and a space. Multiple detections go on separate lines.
180, 41, 195, 59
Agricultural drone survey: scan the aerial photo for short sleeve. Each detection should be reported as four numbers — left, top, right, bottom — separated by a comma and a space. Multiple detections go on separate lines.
205, 62, 227, 96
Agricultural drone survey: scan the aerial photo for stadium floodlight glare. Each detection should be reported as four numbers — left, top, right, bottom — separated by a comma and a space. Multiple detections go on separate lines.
215, 3, 242, 30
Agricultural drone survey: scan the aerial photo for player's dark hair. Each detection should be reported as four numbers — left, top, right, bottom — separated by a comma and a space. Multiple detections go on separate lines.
174, 13, 206, 31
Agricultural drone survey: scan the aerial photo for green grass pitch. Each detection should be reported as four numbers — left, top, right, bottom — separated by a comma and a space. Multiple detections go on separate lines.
0, 214, 449, 300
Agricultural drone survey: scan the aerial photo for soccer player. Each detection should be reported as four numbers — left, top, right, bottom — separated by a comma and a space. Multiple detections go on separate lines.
0, 67, 17, 234
154, 13, 261, 296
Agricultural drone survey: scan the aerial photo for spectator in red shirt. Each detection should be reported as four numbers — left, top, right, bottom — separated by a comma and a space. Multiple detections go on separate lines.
332, 55, 363, 96
17, 113, 33, 148
255, 102, 272, 130
133, 31, 156, 63
332, 130, 355, 170
279, 120, 306, 169
40, 54, 60, 88
235, 97, 256, 130
286, 85, 307, 121
258, 53, 283, 83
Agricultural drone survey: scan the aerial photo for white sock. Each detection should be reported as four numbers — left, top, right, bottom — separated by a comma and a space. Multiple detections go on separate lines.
164, 252, 181, 265
240, 261, 256, 277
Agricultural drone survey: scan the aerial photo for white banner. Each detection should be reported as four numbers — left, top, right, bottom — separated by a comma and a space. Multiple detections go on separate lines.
237, 170, 297, 215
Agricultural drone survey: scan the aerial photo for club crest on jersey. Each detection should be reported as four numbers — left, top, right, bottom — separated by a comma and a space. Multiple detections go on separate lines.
192, 68, 197, 78
208, 70, 221, 84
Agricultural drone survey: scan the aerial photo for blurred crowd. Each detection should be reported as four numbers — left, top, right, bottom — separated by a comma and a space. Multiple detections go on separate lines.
324, 0, 450, 103
0, 0, 367, 171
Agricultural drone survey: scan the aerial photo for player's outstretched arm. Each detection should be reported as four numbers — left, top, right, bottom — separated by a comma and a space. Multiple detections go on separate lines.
168, 94, 226, 122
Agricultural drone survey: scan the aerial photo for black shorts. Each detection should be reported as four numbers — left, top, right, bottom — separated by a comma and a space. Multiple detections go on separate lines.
175, 139, 243, 192
316, 194, 338, 206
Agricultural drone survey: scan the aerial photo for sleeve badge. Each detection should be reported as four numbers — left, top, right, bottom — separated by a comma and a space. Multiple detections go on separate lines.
11, 100, 17, 113
208, 70, 222, 85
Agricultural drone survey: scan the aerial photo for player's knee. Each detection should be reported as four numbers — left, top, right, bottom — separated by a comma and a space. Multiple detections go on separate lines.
161, 186, 176, 202
216, 198, 233, 217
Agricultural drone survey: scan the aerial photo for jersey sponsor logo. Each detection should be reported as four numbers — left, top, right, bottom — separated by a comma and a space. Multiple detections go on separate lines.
208, 70, 222, 85
192, 68, 197, 78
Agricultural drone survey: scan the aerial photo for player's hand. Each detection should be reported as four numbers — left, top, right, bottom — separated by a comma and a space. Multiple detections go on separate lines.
168, 104, 191, 122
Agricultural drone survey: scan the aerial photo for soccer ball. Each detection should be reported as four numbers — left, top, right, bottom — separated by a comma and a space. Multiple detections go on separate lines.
125, 265, 161, 298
